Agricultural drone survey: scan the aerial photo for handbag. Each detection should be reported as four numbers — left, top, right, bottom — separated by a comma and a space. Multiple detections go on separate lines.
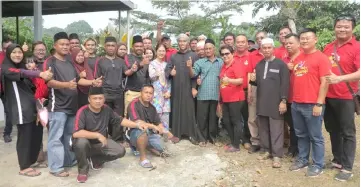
333, 45, 360, 115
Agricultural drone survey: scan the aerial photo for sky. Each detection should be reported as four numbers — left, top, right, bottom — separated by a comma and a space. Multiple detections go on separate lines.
42, 0, 277, 32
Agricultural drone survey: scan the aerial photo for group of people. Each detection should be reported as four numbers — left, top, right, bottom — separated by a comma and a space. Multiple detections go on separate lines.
0, 14, 359, 183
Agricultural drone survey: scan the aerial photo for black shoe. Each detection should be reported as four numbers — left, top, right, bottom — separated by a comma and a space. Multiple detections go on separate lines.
289, 160, 308, 171
306, 165, 323, 177
335, 170, 353, 182
3, 135, 12, 143
189, 137, 199, 145
248, 145, 260, 154
286, 148, 298, 157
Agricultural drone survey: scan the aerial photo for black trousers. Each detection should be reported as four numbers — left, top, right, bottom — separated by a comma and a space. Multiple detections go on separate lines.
106, 94, 125, 141
73, 138, 126, 175
222, 101, 245, 148
284, 103, 298, 152
78, 91, 89, 108
258, 115, 284, 157
324, 98, 356, 171
17, 122, 43, 170
241, 89, 251, 144
1, 97, 13, 136
197, 100, 218, 143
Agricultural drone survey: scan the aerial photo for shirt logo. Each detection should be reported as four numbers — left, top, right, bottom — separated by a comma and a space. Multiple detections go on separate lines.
244, 60, 248, 65
293, 61, 308, 77
329, 53, 340, 67
269, 69, 279, 73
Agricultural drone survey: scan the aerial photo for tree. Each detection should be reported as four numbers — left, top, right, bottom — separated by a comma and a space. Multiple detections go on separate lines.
44, 27, 64, 37
64, 20, 94, 40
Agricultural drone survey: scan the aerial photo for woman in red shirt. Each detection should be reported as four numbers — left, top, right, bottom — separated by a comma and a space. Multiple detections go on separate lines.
219, 45, 246, 152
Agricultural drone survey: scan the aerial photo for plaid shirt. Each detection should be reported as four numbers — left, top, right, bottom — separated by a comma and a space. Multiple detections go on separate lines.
192, 57, 223, 101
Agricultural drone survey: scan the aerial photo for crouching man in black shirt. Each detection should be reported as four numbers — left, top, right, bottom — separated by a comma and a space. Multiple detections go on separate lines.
72, 87, 148, 183
128, 84, 168, 168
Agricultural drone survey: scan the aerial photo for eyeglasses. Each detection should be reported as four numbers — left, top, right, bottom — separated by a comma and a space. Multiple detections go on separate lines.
220, 52, 231, 57
336, 16, 354, 21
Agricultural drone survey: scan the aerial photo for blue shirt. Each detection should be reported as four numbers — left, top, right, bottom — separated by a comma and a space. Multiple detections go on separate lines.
192, 57, 223, 101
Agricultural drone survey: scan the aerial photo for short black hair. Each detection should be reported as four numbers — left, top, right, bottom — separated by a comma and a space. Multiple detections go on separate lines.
143, 37, 152, 42
236, 34, 248, 40
334, 14, 356, 28
299, 28, 317, 36
155, 43, 166, 51
141, 84, 154, 91
32, 41, 46, 52
255, 31, 267, 37
190, 38, 198, 43
279, 26, 292, 33
219, 45, 234, 54
2, 37, 13, 45
285, 33, 299, 40
224, 32, 235, 40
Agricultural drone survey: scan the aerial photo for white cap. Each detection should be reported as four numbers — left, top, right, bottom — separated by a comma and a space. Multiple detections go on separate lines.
261, 38, 275, 47
198, 34, 207, 41
177, 33, 189, 42
197, 41, 205, 48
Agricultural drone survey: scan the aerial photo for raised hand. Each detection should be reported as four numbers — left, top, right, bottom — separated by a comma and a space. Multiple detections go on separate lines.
250, 72, 256, 81
186, 56, 192, 68
40, 67, 53, 81
22, 42, 29, 52
157, 20, 165, 30
131, 62, 138, 72
68, 78, 77, 90
170, 66, 176, 76
222, 75, 230, 84
141, 54, 150, 66
93, 76, 103, 87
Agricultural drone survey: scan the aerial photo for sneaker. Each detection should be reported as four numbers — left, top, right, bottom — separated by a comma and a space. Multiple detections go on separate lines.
335, 170, 353, 182
289, 160, 308, 171
248, 145, 260, 154
306, 165, 323, 177
3, 135, 12, 143
257, 152, 270, 160
76, 174, 88, 183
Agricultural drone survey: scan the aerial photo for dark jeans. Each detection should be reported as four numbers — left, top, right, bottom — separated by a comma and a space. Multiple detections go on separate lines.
197, 100, 218, 143
292, 102, 325, 169
1, 97, 13, 136
73, 138, 126, 175
324, 98, 356, 171
241, 89, 251, 144
17, 122, 43, 170
284, 103, 298, 152
222, 101, 245, 148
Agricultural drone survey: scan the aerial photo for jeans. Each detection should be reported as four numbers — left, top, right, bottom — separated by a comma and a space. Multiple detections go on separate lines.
291, 102, 325, 169
47, 112, 76, 173
129, 129, 165, 153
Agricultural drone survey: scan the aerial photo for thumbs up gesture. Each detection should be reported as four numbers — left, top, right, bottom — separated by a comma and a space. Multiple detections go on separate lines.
79, 70, 86, 78
131, 61, 138, 72
170, 65, 176, 76
186, 56, 192, 68
222, 75, 230, 84
197, 75, 201, 85
68, 78, 77, 90
22, 42, 29, 52
39, 67, 53, 81
326, 71, 341, 84
93, 76, 103, 87
250, 70, 256, 81
287, 62, 294, 71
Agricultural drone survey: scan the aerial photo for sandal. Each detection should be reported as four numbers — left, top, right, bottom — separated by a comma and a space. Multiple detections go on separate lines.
272, 157, 282, 168
32, 162, 48, 168
169, 136, 180, 144
50, 170, 69, 177
199, 142, 207, 147
19, 168, 41, 177
140, 159, 153, 168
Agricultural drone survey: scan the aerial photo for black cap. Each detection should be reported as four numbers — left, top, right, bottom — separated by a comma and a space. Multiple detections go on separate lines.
132, 35, 143, 45
248, 39, 255, 43
69, 33, 79, 40
88, 87, 104, 96
105, 36, 117, 43
161, 34, 170, 40
54, 32, 68, 42
205, 38, 215, 46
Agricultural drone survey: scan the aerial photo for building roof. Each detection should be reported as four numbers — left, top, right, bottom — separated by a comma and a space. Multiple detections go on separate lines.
2, 0, 135, 17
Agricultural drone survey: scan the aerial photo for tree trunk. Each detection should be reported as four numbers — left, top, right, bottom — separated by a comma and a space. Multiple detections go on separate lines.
288, 18, 297, 33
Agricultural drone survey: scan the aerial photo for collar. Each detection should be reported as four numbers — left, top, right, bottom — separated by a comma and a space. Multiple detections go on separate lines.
234, 51, 249, 58
331, 36, 357, 47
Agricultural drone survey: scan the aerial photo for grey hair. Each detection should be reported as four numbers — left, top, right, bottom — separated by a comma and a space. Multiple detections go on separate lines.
177, 33, 190, 42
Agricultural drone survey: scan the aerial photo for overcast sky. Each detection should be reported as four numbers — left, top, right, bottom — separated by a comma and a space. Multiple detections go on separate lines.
42, 0, 277, 32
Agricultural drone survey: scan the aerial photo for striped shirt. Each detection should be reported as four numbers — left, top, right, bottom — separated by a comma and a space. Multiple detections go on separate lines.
192, 57, 223, 101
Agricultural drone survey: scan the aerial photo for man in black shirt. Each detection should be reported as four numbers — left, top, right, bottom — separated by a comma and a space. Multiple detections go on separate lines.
127, 84, 168, 168
72, 87, 147, 183
124, 35, 151, 117
94, 36, 134, 142
45, 32, 103, 177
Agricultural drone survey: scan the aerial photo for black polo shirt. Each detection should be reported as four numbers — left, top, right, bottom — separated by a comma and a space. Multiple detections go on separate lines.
45, 56, 80, 114
125, 54, 150, 92
127, 98, 161, 126
74, 105, 123, 144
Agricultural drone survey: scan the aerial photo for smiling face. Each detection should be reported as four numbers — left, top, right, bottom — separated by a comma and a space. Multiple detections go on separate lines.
220, 48, 233, 64
75, 50, 85, 64
300, 32, 317, 52
143, 38, 152, 50
156, 45, 166, 59
285, 36, 300, 55
178, 38, 189, 51
236, 35, 248, 53
117, 45, 127, 58
10, 47, 24, 64
85, 40, 96, 55
54, 39, 70, 56
335, 20, 353, 41
33, 43, 46, 60
133, 42, 144, 56
261, 43, 274, 59
279, 28, 291, 45
145, 49, 154, 60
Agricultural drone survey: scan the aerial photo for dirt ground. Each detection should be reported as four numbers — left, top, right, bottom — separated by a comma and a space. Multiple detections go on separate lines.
206, 117, 360, 187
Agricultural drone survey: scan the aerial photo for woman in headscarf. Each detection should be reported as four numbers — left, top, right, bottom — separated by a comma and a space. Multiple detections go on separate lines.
2, 44, 53, 177
71, 47, 94, 108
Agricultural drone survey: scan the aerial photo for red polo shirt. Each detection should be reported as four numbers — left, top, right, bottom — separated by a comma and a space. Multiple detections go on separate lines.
323, 37, 360, 99
234, 51, 251, 89
165, 48, 177, 62
292, 50, 331, 103
274, 45, 288, 59
220, 61, 246, 103
282, 52, 302, 103
248, 49, 264, 72
0, 52, 5, 65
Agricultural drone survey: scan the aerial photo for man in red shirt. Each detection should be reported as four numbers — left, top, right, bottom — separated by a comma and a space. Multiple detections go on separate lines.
323, 15, 359, 182
156, 21, 177, 62
274, 27, 292, 59
223, 32, 235, 47
234, 34, 252, 150
282, 33, 302, 157
289, 28, 331, 177
247, 31, 266, 154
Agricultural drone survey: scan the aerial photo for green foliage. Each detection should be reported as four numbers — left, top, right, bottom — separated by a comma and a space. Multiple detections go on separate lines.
354, 24, 360, 41
64, 20, 94, 41
316, 28, 334, 51
44, 27, 64, 37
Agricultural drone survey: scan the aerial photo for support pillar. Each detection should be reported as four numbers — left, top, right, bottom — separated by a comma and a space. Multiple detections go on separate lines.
126, 10, 130, 54
16, 16, 19, 44
34, 0, 42, 41
0, 2, 2, 51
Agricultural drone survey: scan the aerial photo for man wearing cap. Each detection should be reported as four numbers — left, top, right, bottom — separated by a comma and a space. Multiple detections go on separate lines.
94, 36, 135, 142
188, 38, 223, 146
156, 21, 177, 62
73, 87, 148, 183
249, 38, 289, 168
124, 35, 151, 117
165, 33, 200, 144
45, 32, 103, 177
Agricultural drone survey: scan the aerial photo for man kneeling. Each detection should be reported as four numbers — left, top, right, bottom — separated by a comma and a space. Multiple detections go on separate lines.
72, 87, 147, 183
128, 84, 168, 168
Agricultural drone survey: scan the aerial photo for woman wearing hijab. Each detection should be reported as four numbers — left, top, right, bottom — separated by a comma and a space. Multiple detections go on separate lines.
71, 48, 94, 108
2, 44, 53, 177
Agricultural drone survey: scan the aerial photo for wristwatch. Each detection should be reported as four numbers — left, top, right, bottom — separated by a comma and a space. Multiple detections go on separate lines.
315, 103, 323, 107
